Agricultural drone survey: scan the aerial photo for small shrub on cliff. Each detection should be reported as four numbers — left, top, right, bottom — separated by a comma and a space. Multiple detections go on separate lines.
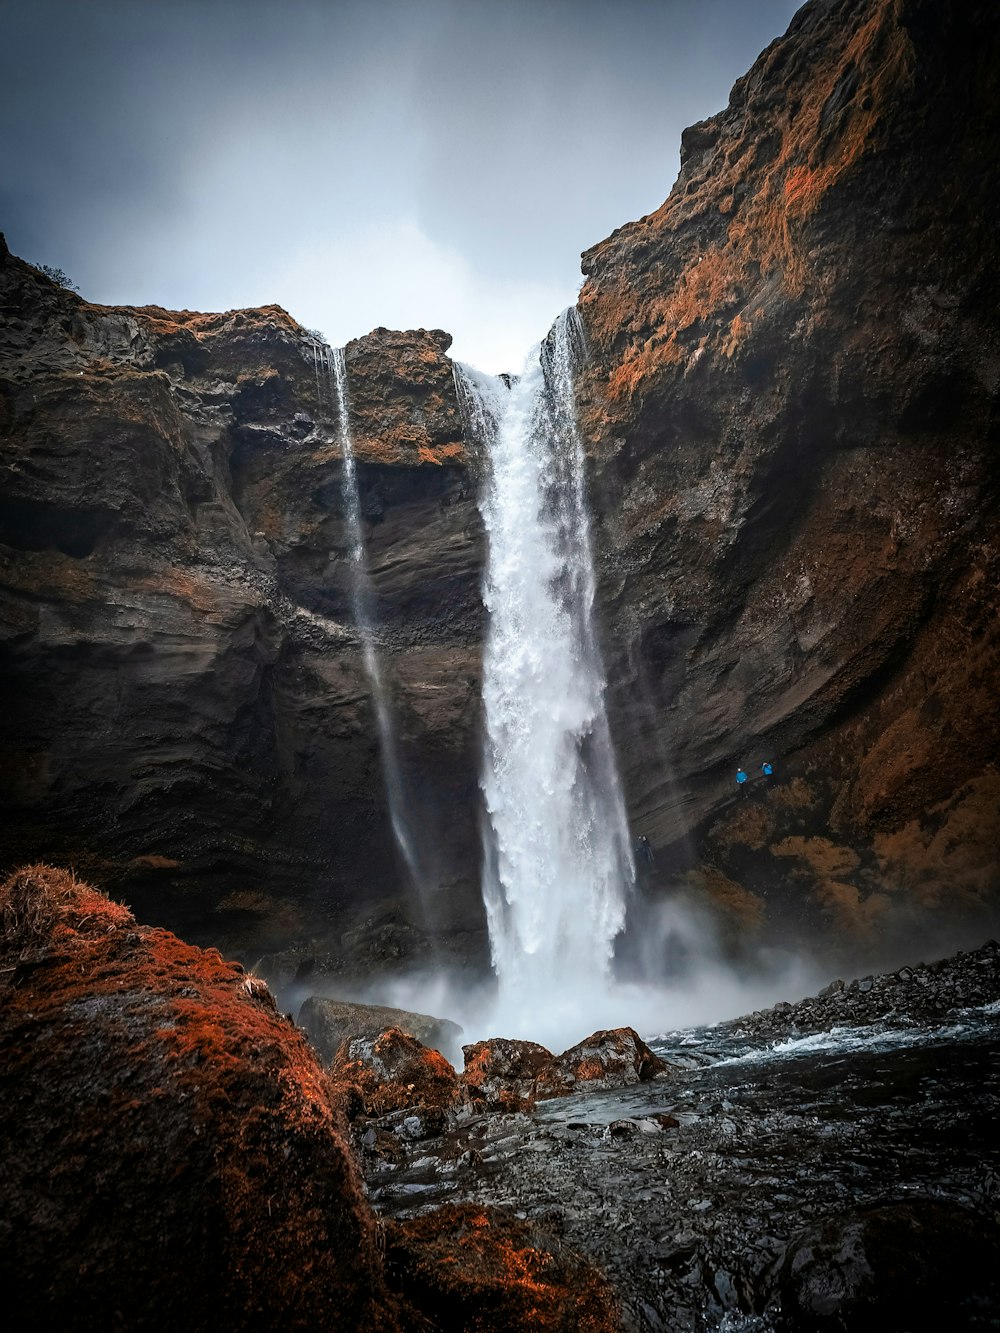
32, 262, 78, 291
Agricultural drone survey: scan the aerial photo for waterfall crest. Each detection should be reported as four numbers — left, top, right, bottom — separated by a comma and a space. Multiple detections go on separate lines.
465, 310, 635, 1041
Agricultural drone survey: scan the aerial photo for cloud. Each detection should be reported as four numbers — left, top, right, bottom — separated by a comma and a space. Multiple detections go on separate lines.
267, 218, 573, 373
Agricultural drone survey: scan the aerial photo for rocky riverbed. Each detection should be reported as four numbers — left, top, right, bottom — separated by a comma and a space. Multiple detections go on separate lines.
353, 941, 1000, 1331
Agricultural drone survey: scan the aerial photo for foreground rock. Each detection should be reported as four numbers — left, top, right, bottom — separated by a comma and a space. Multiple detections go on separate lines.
0, 865, 621, 1331
385, 1204, 621, 1333
0, 864, 398, 1330
463, 1028, 670, 1113
299, 995, 463, 1064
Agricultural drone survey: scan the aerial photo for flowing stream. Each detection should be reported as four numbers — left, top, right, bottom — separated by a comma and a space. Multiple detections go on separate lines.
313, 341, 427, 908
458, 311, 635, 1045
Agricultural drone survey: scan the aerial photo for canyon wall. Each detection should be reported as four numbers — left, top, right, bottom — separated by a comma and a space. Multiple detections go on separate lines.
1, 0, 997, 972
0, 245, 486, 969
578, 0, 1000, 961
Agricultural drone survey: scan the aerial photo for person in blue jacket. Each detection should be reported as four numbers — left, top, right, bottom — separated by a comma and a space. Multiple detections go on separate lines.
761, 761, 773, 778
736, 767, 748, 788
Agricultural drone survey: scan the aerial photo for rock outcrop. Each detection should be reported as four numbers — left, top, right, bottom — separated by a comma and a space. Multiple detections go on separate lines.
0, 864, 399, 1329
576, 0, 1000, 957
0, 244, 485, 965
0, 865, 621, 1331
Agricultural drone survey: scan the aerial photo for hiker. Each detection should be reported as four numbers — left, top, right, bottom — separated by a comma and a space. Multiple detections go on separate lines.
637, 835, 654, 865
761, 760, 773, 778
736, 767, 748, 789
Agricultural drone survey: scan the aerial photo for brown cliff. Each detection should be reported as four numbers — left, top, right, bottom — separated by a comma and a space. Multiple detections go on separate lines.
0, 242, 485, 968
1, 0, 998, 977
577, 0, 1000, 958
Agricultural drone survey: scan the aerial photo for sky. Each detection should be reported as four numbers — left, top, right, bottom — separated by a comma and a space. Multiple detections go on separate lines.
1, 0, 801, 371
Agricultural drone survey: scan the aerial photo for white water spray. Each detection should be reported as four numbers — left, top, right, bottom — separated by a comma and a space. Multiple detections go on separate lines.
463, 310, 636, 1044
312, 341, 427, 907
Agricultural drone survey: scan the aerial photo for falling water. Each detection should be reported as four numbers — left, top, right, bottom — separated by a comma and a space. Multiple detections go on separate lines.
312, 340, 427, 907
465, 310, 635, 1042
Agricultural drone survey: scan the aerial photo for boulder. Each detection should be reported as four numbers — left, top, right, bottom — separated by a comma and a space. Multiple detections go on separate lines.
384, 1204, 621, 1333
461, 1037, 558, 1112
544, 1027, 670, 1096
331, 1026, 461, 1121
461, 1028, 670, 1112
778, 1200, 1000, 1330
0, 865, 400, 1330
299, 994, 463, 1065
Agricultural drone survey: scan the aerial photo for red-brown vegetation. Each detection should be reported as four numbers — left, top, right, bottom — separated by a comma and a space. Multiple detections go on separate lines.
385, 1204, 621, 1332
0, 864, 400, 1330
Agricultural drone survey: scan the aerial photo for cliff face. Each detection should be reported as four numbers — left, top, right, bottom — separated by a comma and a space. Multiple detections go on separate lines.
0, 242, 485, 966
577, 0, 1000, 956
2, 0, 998, 974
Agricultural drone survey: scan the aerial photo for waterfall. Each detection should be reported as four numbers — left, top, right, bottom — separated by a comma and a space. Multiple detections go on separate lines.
464, 310, 635, 1042
312, 340, 427, 908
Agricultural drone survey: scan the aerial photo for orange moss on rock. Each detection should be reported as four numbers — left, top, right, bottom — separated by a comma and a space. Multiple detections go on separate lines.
0, 864, 402, 1331
581, 0, 922, 400
385, 1204, 621, 1332
461, 1037, 557, 1112
331, 1025, 461, 1117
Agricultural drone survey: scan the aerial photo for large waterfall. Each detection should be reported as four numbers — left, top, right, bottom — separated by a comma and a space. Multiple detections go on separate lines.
314, 342, 426, 906
459, 311, 636, 1043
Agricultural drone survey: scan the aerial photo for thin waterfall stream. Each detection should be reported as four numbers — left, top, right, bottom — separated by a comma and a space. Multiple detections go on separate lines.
311, 340, 428, 915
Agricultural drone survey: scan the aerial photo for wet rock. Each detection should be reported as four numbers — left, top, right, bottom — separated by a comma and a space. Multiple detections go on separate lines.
383, 1203, 622, 1332
462, 1038, 557, 1113
331, 1026, 461, 1119
299, 995, 463, 1065
544, 1027, 671, 1096
779, 1200, 1000, 1331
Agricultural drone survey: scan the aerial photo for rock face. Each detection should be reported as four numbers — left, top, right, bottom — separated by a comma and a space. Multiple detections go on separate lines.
2, 0, 999, 973
576, 0, 1000, 957
0, 244, 485, 964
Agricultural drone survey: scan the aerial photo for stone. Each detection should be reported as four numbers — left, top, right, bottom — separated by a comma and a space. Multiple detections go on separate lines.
298, 995, 463, 1065
779, 1201, 1000, 1328
544, 1027, 671, 1096
0, 864, 400, 1329
331, 1026, 461, 1119
383, 1204, 621, 1333
462, 1037, 557, 1113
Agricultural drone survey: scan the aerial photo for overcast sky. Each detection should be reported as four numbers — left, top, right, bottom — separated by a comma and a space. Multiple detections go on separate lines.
2, 0, 800, 370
